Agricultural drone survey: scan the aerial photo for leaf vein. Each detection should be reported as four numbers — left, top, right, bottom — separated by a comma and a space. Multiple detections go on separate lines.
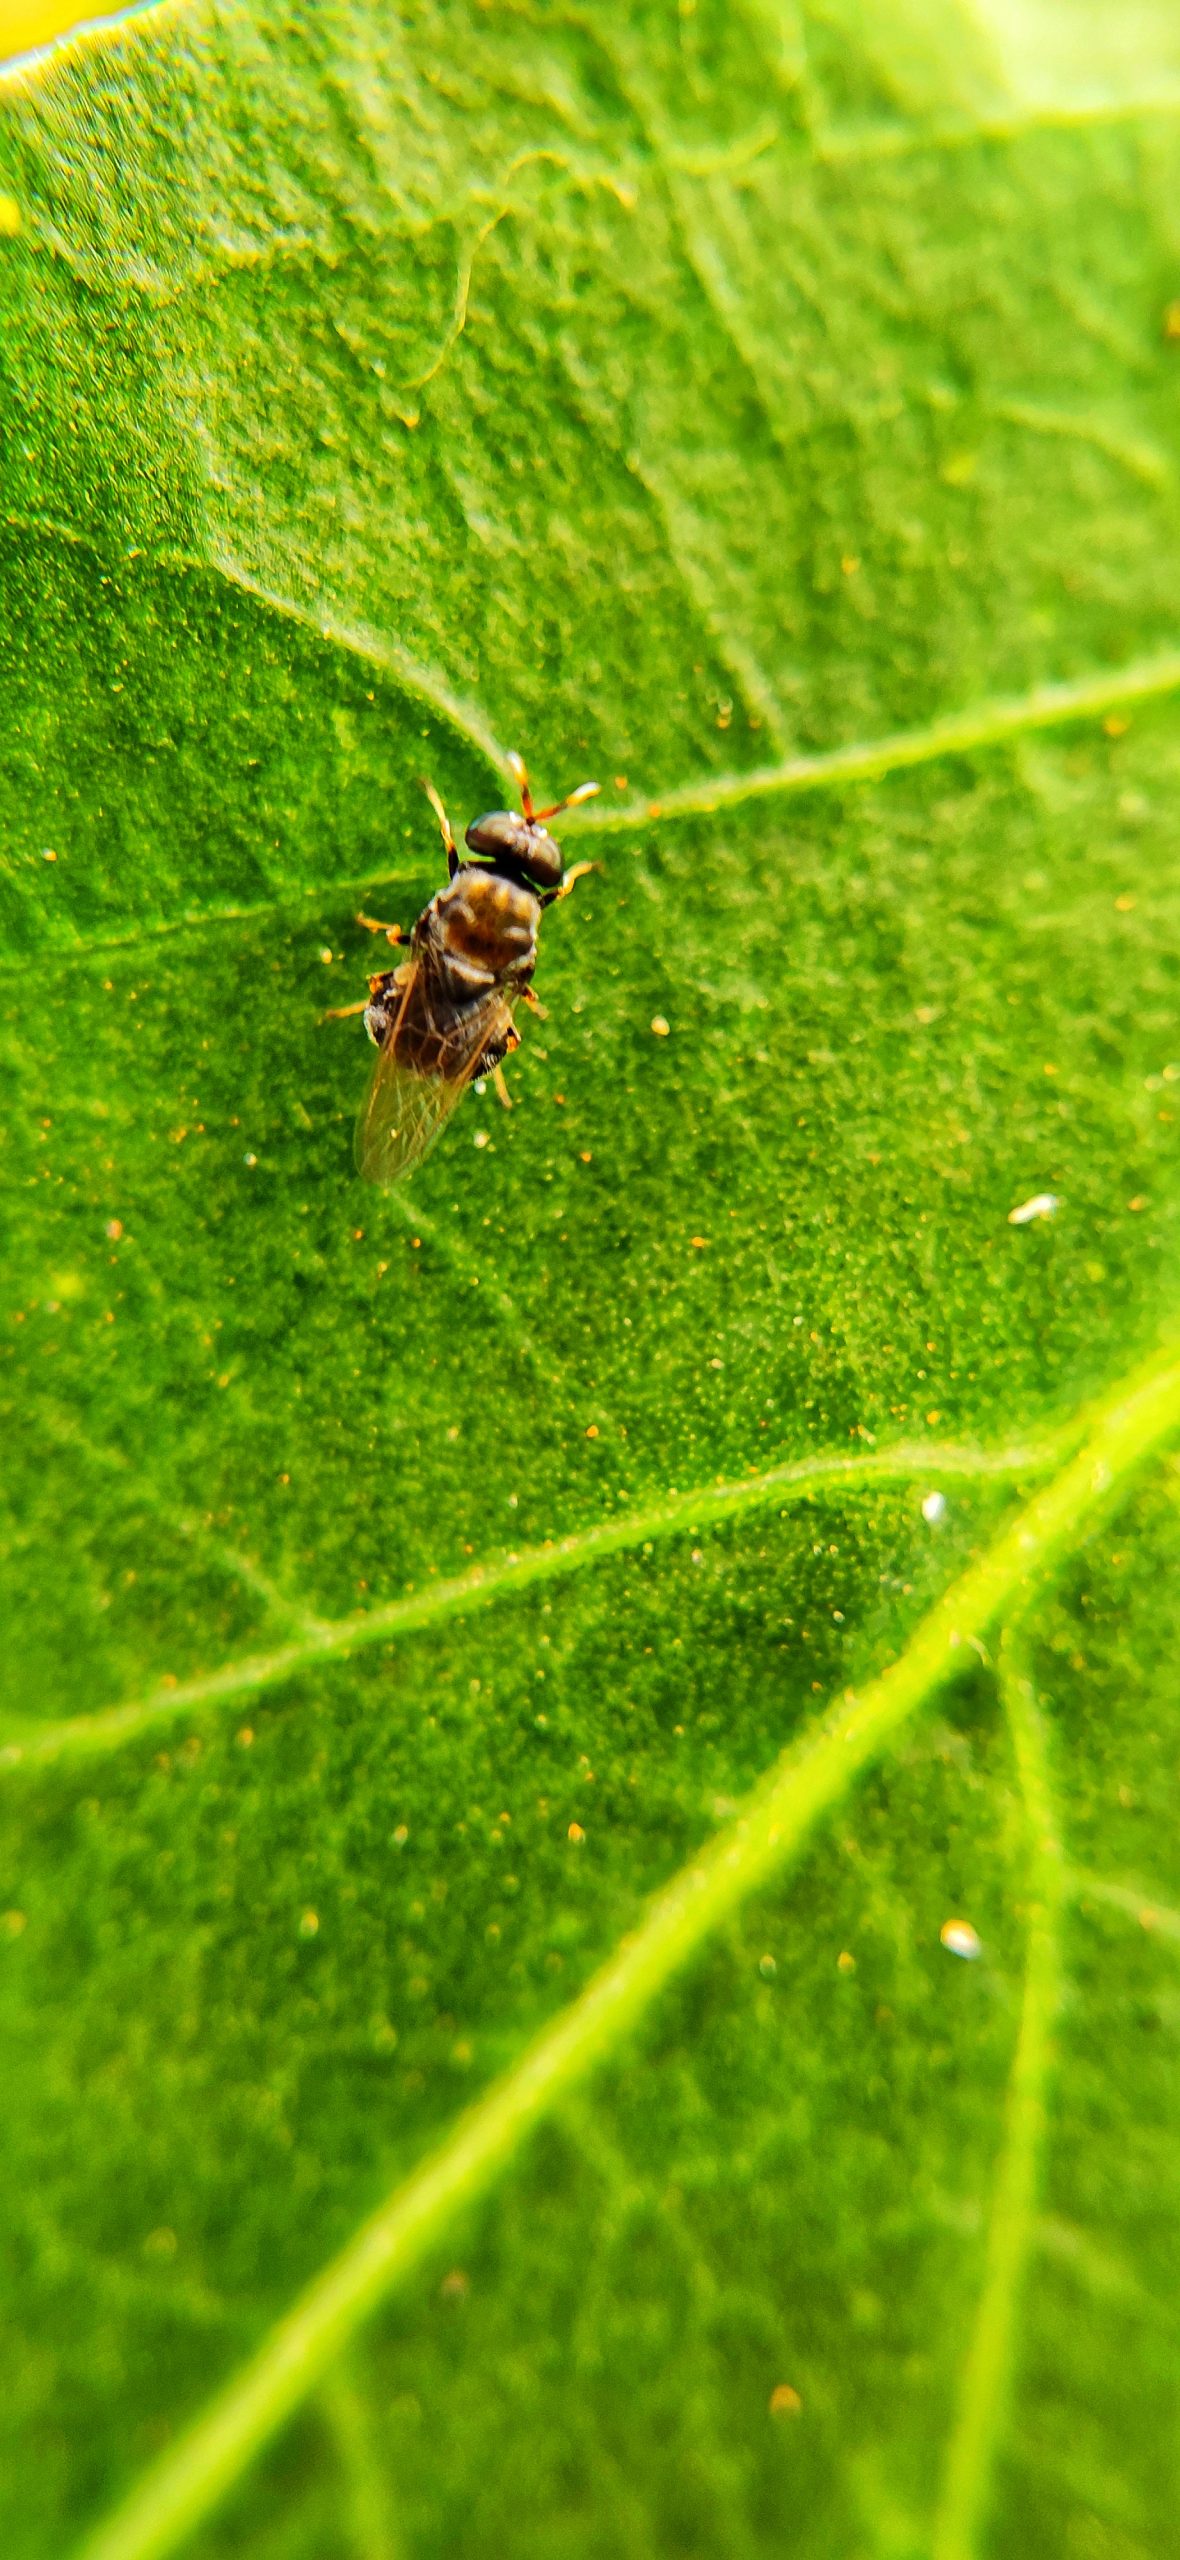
0, 1430, 1069, 1775
12, 648, 1180, 971
571, 649, 1180, 833
1070, 1869, 1180, 1944
933, 1634, 1067, 2560
69, 1341, 1180, 2560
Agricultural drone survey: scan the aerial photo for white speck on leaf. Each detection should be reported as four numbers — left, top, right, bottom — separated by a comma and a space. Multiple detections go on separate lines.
922, 1491, 947, 1524
941, 1918, 982, 1960
1008, 1192, 1061, 1226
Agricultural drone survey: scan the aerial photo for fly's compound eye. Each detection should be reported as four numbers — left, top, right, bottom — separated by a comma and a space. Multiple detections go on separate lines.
518, 826, 563, 890
465, 810, 530, 861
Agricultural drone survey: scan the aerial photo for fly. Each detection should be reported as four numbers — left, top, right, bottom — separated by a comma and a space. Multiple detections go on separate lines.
330, 753, 599, 1185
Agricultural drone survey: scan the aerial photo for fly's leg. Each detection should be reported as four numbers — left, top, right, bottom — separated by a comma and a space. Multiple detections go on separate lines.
493, 1025, 522, 1109
472, 1021, 520, 1110
356, 914, 406, 946
521, 984, 548, 1018
323, 960, 411, 1026
473, 1024, 520, 1076
541, 860, 599, 908
323, 919, 404, 1018
419, 777, 459, 879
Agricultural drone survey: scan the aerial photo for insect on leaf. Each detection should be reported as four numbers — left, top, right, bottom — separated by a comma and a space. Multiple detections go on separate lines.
1, 6, 1180, 2560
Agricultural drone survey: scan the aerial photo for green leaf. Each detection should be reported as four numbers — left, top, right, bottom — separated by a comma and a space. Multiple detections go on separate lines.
2, 7, 1180, 2560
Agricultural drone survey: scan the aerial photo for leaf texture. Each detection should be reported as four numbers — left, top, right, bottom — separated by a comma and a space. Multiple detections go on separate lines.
2, 5, 1180, 2558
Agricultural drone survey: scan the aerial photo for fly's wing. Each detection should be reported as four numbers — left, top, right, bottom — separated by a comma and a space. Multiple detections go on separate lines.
355, 958, 513, 1186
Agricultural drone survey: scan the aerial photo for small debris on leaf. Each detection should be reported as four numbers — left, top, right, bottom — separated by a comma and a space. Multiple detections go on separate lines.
1008, 1192, 1061, 1226
940, 1918, 982, 1960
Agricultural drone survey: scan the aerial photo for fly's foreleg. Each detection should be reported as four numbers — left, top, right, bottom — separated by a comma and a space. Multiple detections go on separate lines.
541, 860, 598, 908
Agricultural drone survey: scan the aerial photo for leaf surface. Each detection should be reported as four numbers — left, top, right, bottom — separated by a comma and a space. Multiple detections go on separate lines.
2, 6, 1180, 2558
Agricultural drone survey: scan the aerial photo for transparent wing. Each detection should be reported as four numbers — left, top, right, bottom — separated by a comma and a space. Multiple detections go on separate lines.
354, 960, 513, 1186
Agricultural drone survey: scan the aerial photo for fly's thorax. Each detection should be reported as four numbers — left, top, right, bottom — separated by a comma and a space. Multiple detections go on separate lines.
428, 864, 541, 996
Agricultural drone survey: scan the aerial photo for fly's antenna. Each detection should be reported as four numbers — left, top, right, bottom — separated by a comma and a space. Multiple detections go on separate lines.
505, 749, 535, 821
507, 748, 601, 825
535, 780, 600, 821
418, 776, 456, 861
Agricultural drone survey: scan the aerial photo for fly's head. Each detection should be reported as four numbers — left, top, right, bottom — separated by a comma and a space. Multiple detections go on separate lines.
463, 807, 564, 891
